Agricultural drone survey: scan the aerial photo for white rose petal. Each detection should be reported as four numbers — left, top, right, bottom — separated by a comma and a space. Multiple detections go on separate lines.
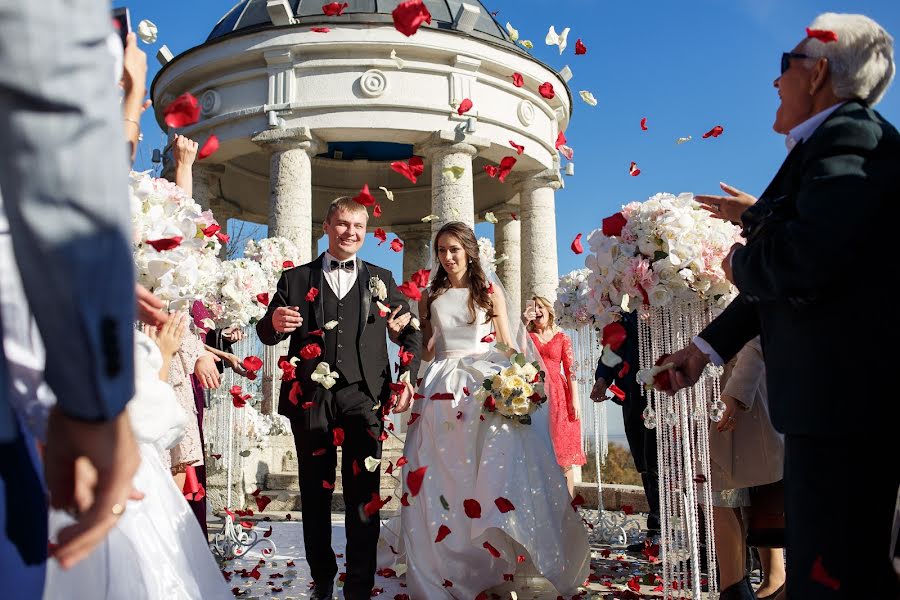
379, 186, 395, 201
363, 456, 381, 472
506, 22, 519, 42
390, 49, 405, 70
484, 212, 498, 224
579, 90, 598, 106
324, 320, 339, 330
137, 19, 158, 44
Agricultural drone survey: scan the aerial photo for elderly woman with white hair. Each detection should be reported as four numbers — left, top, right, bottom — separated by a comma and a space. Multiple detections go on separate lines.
662, 12, 898, 600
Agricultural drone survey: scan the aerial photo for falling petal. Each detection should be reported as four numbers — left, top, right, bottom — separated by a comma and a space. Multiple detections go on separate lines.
421, 214, 439, 222
640, 117, 648, 131
806, 27, 838, 43
484, 212, 498, 224
407, 466, 427, 496
324, 320, 339, 330
511, 72, 524, 87
538, 82, 555, 99
434, 524, 451, 542
676, 136, 692, 144
571, 233, 584, 254
137, 19, 158, 44
505, 22, 519, 42
702, 125, 724, 138
163, 93, 200, 129
391, 0, 432, 36
508, 140, 525, 155
579, 90, 597, 106
456, 98, 473, 115
545, 25, 570, 54
442, 166, 465, 180
629, 161, 641, 177
379, 186, 395, 201
390, 49, 406, 69
574, 38, 587, 55
519, 39, 533, 49
364, 456, 381, 472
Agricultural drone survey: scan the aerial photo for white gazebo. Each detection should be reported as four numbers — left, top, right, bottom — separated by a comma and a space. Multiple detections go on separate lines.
151, 0, 574, 319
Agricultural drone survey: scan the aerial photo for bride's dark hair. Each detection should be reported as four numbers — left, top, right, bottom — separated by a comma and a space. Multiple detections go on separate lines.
426, 221, 494, 324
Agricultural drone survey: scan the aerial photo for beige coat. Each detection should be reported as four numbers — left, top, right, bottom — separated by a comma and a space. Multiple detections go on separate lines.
709, 337, 784, 491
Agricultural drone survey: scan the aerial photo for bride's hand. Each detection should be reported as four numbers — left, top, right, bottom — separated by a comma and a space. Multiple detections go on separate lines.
392, 382, 415, 414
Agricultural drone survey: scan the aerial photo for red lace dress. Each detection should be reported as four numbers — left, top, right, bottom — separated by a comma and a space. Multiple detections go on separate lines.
530, 331, 586, 467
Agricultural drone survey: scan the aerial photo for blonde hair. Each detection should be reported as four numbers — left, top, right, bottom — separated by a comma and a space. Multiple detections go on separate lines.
527, 295, 558, 333
324, 196, 369, 224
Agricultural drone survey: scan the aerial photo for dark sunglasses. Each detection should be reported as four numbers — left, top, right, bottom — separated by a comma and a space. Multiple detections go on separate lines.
781, 52, 813, 74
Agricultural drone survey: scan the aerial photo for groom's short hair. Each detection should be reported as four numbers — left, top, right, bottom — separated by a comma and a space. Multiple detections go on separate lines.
325, 196, 369, 224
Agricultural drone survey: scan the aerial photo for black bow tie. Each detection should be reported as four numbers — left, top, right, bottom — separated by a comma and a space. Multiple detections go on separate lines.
330, 259, 355, 272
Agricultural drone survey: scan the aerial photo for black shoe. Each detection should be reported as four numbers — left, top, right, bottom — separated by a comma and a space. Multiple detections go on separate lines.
310, 582, 334, 600
720, 576, 757, 600
756, 583, 785, 600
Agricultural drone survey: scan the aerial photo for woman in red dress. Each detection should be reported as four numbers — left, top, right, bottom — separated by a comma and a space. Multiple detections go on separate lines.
525, 296, 586, 496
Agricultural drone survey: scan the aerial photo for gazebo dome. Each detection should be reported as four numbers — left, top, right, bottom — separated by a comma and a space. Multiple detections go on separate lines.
208, 0, 521, 50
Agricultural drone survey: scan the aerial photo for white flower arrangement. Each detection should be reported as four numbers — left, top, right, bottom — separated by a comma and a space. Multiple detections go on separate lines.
474, 350, 547, 424
211, 258, 269, 328
244, 236, 302, 291
584, 192, 741, 321
477, 237, 497, 273
368, 275, 387, 301
555, 269, 595, 330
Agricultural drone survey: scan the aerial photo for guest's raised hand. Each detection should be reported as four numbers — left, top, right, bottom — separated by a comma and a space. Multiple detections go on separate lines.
121, 32, 148, 117
589, 377, 608, 402
223, 326, 245, 342
659, 343, 709, 394
695, 182, 757, 224
717, 395, 741, 433
522, 304, 537, 323
387, 306, 411, 341
194, 353, 221, 389
136, 284, 168, 326
222, 352, 250, 377
152, 312, 187, 359
173, 135, 198, 170
273, 306, 302, 333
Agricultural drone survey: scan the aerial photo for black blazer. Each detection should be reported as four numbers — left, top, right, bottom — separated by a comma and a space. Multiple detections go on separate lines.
256, 254, 422, 419
594, 312, 643, 406
701, 101, 899, 436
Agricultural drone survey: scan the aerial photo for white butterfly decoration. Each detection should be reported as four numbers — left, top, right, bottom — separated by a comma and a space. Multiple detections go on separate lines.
545, 25, 570, 55
311, 362, 340, 389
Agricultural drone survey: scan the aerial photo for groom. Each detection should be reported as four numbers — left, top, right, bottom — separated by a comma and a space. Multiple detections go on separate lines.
257, 197, 421, 600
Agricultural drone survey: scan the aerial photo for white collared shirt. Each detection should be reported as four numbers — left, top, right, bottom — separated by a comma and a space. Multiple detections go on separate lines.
784, 102, 845, 152
322, 251, 358, 300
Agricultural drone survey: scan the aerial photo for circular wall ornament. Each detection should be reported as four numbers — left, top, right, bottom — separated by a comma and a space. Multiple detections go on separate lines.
199, 89, 222, 116
359, 69, 388, 98
517, 99, 535, 126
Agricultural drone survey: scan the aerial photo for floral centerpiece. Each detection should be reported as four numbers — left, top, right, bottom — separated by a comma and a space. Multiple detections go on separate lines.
554, 269, 595, 330
244, 237, 303, 290
475, 347, 547, 424
130, 170, 224, 312
583, 192, 740, 319
210, 259, 270, 328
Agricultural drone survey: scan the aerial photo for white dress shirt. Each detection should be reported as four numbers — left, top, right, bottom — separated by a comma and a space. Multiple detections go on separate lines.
696, 103, 846, 366
322, 251, 358, 300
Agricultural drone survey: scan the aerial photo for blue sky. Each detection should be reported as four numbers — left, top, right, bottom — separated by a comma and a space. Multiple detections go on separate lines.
124, 0, 898, 438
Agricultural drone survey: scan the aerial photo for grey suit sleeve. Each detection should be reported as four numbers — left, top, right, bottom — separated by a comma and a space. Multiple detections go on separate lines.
0, 0, 135, 427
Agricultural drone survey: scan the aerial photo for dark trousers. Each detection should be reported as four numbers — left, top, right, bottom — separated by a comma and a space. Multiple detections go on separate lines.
622, 394, 660, 529
188, 375, 207, 538
784, 434, 899, 599
290, 381, 383, 599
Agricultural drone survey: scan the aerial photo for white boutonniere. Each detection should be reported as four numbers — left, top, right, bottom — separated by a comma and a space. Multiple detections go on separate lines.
368, 275, 388, 301
310, 362, 340, 390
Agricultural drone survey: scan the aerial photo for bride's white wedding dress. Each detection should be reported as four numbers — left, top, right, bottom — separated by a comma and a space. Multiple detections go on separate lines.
378, 288, 590, 599
41, 331, 232, 600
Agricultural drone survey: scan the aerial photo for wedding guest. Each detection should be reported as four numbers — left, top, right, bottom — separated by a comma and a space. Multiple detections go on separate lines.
524, 296, 586, 497
0, 2, 141, 594
590, 312, 661, 542
662, 14, 898, 598
709, 338, 785, 600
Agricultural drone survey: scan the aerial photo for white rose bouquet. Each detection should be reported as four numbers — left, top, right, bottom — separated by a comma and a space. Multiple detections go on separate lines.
555, 269, 595, 330
244, 236, 302, 290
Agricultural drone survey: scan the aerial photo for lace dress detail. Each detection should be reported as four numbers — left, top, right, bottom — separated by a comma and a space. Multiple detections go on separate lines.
530, 331, 587, 467
167, 330, 206, 474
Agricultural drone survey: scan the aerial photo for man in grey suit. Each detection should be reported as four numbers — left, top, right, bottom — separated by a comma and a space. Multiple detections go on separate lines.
0, 0, 145, 594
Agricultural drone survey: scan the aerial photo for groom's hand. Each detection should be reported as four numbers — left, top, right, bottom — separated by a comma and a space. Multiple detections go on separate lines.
392, 382, 415, 413
273, 306, 302, 333
387, 306, 411, 343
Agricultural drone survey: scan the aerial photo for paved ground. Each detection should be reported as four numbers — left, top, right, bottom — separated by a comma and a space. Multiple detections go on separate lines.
213, 511, 726, 599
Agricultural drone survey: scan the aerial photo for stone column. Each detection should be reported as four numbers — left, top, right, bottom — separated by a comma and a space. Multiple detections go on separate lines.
396, 225, 433, 285
417, 130, 489, 239
516, 170, 562, 308
252, 126, 321, 264
492, 204, 522, 320
311, 225, 322, 260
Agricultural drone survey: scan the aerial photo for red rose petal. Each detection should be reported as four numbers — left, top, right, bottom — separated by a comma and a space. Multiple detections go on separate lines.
263, 526, 273, 538
242, 355, 263, 371
374, 228, 387, 245
629, 161, 641, 176
288, 381, 303, 406
508, 140, 524, 155
463, 499, 482, 518
538, 82, 555, 99
283, 260, 294, 268
146, 237, 183, 252
494, 497, 515, 513
312, 448, 327, 456
300, 343, 322, 361
352, 459, 361, 476
430, 392, 454, 400
198, 135, 219, 159
498, 156, 516, 183
571, 233, 584, 254
255, 494, 272, 512
484, 165, 499, 178
621, 504, 634, 515
434, 524, 451, 542
601, 321, 627, 351
396, 456, 408, 467
363, 492, 391, 516
306, 287, 319, 302
627, 575, 641, 592
332, 427, 345, 446
390, 238, 404, 252
322, 2, 348, 16
608, 383, 626, 401
311, 27, 331, 33
617, 361, 630, 378
442, 580, 453, 588
323, 480, 335, 489
408, 156, 424, 177
480, 333, 496, 343
806, 27, 838, 43
353, 184, 376, 206
391, 0, 432, 36
483, 541, 501, 557
555, 131, 566, 149
570, 493, 586, 511
811, 555, 841, 590
400, 492, 410, 507
575, 38, 587, 55
702, 125, 724, 139
457, 98, 473, 115
163, 93, 201, 128
602, 212, 627, 237
407, 465, 427, 496
511, 72, 524, 87
373, 203, 382, 218
201, 224, 221, 237
640, 117, 648, 131
256, 293, 270, 306
517, 554, 526, 563
410, 268, 430, 288
398, 346, 414, 366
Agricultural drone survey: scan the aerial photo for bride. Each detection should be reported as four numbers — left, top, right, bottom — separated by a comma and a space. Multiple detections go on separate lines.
379, 222, 589, 599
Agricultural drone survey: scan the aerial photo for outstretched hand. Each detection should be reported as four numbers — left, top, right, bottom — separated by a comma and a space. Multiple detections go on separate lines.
387, 305, 411, 342
656, 343, 709, 394
695, 182, 757, 224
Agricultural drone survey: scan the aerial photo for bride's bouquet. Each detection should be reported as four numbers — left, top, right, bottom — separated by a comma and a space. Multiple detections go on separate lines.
584, 192, 741, 319
475, 348, 547, 425
554, 269, 595, 330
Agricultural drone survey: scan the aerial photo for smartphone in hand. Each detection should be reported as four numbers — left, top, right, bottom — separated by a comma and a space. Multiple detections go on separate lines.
111, 7, 131, 48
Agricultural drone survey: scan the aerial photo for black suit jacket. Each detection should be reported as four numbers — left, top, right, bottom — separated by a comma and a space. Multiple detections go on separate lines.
256, 254, 422, 420
701, 101, 899, 435
594, 312, 643, 407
